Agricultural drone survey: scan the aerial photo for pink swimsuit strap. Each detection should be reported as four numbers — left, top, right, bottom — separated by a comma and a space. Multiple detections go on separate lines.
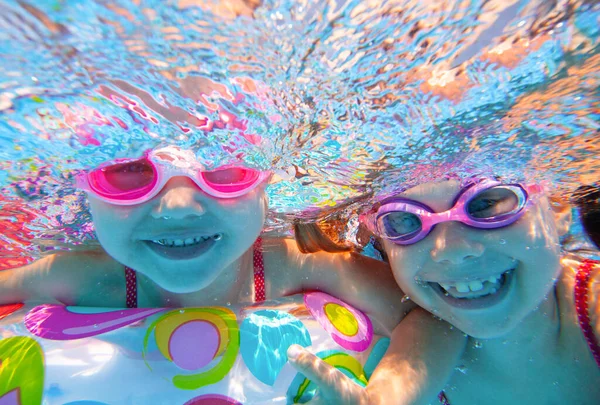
574, 259, 600, 368
124, 266, 137, 309
253, 237, 266, 302
125, 237, 266, 308
438, 258, 600, 405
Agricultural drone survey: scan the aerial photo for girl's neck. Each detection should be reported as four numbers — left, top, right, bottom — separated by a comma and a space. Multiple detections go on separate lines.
472, 290, 560, 362
137, 248, 254, 307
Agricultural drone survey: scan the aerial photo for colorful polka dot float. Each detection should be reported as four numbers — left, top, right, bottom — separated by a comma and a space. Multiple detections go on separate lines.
143, 307, 240, 390
240, 309, 311, 385
286, 349, 368, 403
0, 336, 45, 405
183, 394, 243, 405
0, 303, 23, 321
24, 304, 164, 340
1, 294, 386, 403
304, 292, 373, 352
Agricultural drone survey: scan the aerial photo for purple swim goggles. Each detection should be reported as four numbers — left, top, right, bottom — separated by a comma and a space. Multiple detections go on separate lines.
361, 180, 543, 245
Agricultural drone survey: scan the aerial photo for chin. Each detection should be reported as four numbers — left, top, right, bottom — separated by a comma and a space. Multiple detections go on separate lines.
158, 277, 213, 294
455, 318, 519, 340
149, 267, 220, 294
463, 328, 507, 340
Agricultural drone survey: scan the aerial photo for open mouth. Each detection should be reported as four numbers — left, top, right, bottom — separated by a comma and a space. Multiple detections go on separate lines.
428, 268, 515, 310
143, 233, 222, 260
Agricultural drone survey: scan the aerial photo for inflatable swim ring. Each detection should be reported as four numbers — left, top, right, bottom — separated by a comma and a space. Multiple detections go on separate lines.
0, 293, 390, 405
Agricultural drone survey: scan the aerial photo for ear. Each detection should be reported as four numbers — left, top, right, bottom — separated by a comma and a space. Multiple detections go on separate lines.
549, 197, 572, 236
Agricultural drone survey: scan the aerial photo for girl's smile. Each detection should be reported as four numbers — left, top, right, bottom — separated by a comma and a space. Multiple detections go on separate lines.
379, 180, 566, 338
142, 232, 222, 260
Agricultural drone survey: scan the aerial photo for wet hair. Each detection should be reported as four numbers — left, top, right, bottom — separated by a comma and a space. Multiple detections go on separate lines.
292, 194, 391, 261
572, 185, 600, 249
293, 219, 353, 254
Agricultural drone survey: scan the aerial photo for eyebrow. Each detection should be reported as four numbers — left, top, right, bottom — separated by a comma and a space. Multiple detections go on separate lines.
404, 183, 445, 199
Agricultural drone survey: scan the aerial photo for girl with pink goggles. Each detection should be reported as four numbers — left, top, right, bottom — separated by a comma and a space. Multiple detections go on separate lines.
75, 147, 271, 205
361, 179, 543, 245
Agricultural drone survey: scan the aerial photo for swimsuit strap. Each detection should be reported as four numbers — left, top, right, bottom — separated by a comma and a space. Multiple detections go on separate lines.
435, 259, 600, 405
124, 266, 138, 308
253, 237, 266, 302
438, 392, 451, 405
574, 259, 600, 368
124, 238, 266, 308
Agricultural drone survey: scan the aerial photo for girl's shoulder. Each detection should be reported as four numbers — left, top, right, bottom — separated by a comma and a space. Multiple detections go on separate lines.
558, 255, 600, 354
259, 236, 408, 331
8, 249, 127, 307
260, 236, 393, 285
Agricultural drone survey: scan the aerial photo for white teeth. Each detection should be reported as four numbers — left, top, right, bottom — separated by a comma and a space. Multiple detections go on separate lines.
151, 235, 218, 247
469, 280, 484, 291
436, 269, 514, 299
455, 282, 470, 293
438, 270, 511, 295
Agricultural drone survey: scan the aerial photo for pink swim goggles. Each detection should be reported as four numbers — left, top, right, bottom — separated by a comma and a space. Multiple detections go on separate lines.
361, 180, 543, 245
75, 148, 271, 205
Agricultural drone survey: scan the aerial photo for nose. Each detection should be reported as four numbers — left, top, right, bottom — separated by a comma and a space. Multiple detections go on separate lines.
429, 222, 484, 265
150, 177, 207, 220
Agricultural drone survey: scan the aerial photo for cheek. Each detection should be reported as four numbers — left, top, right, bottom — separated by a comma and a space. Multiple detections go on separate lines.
89, 200, 140, 237
225, 194, 266, 218
499, 212, 560, 256
385, 244, 422, 285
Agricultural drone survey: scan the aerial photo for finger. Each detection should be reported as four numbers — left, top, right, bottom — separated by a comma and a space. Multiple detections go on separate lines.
287, 345, 366, 405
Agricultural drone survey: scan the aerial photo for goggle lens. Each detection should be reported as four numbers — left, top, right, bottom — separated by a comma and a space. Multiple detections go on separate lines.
465, 185, 526, 222
200, 167, 261, 193
88, 158, 156, 197
375, 184, 529, 242
378, 211, 422, 240
83, 158, 265, 202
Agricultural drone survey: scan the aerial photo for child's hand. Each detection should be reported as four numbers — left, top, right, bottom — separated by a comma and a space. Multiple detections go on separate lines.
287, 345, 372, 405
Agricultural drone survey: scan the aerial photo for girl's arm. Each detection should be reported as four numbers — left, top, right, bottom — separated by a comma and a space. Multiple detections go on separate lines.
266, 238, 411, 333
0, 251, 125, 307
288, 307, 467, 405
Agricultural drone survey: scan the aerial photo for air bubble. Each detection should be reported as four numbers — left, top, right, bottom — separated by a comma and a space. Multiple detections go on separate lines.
455, 365, 468, 374
401, 295, 411, 303
499, 239, 506, 245
473, 340, 483, 349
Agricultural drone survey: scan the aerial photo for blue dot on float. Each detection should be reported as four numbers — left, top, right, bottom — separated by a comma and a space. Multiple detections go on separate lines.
240, 309, 311, 386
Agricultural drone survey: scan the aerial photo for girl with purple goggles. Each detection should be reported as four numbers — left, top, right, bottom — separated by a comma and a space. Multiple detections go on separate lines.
288, 178, 600, 405
361, 180, 543, 244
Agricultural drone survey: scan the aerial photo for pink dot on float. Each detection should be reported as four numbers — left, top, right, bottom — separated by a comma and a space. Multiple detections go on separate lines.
169, 320, 220, 370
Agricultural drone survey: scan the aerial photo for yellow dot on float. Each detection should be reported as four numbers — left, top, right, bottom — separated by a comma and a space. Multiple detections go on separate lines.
324, 303, 358, 337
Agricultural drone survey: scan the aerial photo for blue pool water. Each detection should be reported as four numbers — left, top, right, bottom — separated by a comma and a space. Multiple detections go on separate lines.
0, 2, 599, 403
0, 0, 598, 265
